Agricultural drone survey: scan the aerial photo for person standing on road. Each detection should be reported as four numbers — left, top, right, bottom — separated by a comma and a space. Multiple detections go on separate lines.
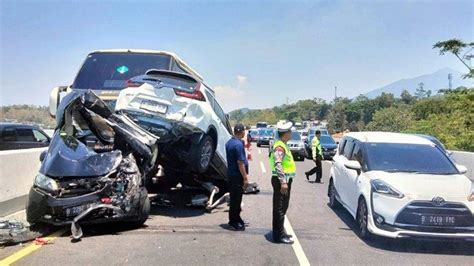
225, 124, 250, 231
305, 130, 323, 183
269, 121, 296, 244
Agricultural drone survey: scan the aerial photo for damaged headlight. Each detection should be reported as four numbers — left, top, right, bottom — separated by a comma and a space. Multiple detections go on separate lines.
34, 173, 59, 193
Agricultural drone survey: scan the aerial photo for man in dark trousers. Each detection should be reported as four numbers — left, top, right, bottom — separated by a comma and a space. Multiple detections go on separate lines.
269, 121, 296, 244
305, 130, 323, 183
225, 124, 250, 231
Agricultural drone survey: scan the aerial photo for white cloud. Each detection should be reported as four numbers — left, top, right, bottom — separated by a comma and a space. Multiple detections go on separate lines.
213, 75, 249, 111
237, 75, 248, 85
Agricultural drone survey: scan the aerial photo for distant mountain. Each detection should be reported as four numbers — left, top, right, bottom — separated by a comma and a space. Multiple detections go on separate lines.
364, 68, 473, 98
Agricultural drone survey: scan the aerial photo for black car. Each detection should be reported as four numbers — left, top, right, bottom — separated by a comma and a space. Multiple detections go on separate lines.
256, 128, 274, 147
305, 134, 337, 160
26, 91, 158, 240
0, 123, 50, 151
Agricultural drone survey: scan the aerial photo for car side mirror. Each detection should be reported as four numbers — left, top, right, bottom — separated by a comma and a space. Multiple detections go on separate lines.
456, 164, 468, 174
39, 150, 47, 162
344, 160, 362, 175
49, 86, 68, 118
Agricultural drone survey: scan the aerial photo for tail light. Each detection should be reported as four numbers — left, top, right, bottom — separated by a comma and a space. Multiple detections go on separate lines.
126, 79, 144, 88
174, 89, 206, 101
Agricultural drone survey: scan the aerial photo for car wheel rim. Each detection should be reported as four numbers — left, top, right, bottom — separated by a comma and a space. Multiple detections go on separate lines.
358, 202, 367, 235
200, 140, 212, 168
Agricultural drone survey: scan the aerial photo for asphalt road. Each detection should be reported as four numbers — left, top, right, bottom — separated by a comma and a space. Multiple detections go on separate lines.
1, 143, 473, 265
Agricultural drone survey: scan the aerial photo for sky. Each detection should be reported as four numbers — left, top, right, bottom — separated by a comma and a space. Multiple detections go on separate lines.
0, 0, 472, 111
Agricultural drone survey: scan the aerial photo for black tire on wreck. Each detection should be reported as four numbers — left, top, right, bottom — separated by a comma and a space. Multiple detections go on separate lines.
191, 135, 215, 174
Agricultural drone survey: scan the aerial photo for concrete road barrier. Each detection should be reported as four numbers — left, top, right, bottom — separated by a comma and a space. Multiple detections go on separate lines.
451, 151, 474, 180
0, 148, 46, 216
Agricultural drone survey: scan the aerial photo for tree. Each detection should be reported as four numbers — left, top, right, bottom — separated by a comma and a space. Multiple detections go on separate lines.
433, 39, 473, 78
400, 89, 415, 104
366, 107, 413, 132
415, 82, 426, 98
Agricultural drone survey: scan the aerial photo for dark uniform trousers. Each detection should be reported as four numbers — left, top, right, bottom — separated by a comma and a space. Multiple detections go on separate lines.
229, 175, 244, 224
271, 175, 293, 240
307, 154, 323, 182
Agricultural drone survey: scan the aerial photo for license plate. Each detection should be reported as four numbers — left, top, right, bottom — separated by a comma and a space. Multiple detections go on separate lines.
421, 215, 456, 226
140, 100, 167, 114
65, 204, 92, 217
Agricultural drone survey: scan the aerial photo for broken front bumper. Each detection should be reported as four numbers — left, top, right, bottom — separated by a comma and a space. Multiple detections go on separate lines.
26, 186, 138, 226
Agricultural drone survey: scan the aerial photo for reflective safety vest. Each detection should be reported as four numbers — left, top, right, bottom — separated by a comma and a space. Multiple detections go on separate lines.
269, 140, 296, 180
312, 136, 323, 159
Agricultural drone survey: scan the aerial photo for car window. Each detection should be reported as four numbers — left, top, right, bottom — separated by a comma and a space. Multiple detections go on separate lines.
33, 130, 49, 142
291, 131, 301, 140
351, 142, 364, 164
365, 143, 458, 174
2, 128, 16, 141
320, 135, 335, 144
204, 90, 215, 109
343, 139, 354, 159
338, 138, 347, 154
72, 52, 173, 90
16, 128, 35, 142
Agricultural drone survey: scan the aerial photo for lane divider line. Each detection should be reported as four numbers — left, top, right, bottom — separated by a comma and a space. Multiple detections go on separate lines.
258, 149, 261, 155
284, 216, 310, 266
0, 228, 67, 265
260, 161, 266, 173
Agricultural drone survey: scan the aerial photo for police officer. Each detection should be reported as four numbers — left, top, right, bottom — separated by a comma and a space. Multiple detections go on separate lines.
225, 124, 250, 231
269, 121, 296, 244
305, 130, 323, 183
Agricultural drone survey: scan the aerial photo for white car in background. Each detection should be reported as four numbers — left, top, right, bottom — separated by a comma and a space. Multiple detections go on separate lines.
115, 69, 233, 178
328, 132, 473, 240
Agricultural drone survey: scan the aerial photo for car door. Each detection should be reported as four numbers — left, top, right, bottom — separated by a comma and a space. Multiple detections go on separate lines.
204, 89, 231, 163
336, 138, 356, 211
345, 140, 364, 212
15, 128, 38, 149
0, 127, 17, 150
332, 138, 348, 204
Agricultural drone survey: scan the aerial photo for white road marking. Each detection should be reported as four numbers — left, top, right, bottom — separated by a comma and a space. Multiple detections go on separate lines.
258, 149, 261, 155
284, 216, 311, 266
260, 161, 266, 173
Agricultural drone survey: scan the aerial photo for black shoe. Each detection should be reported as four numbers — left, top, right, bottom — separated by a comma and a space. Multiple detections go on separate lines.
284, 233, 293, 238
238, 220, 250, 227
228, 222, 245, 231
305, 173, 309, 181
315, 179, 322, 183
275, 236, 294, 244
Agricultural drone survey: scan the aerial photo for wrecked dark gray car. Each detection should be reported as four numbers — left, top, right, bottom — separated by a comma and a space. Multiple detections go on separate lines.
26, 91, 158, 239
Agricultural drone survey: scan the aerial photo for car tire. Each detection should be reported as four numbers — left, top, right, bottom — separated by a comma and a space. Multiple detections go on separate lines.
191, 135, 215, 173
134, 189, 150, 227
356, 198, 372, 240
328, 179, 341, 209
257, 143, 261, 147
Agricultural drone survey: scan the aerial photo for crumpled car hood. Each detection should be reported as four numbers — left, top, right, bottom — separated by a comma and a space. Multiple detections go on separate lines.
40, 131, 122, 178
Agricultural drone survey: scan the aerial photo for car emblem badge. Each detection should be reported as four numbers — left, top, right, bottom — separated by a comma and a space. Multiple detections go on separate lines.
431, 196, 446, 207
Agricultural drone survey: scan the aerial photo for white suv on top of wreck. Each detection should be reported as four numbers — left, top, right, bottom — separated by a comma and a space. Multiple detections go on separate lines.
115, 69, 233, 178
49, 49, 233, 180
328, 132, 473, 240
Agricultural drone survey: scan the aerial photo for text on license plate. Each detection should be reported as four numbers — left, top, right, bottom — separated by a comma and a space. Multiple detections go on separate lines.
65, 204, 93, 217
421, 215, 456, 226
140, 100, 167, 114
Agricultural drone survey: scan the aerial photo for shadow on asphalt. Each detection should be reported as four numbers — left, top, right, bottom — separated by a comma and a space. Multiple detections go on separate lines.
329, 203, 474, 256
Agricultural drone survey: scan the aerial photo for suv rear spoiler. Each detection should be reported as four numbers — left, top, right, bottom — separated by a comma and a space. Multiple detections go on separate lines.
145, 69, 199, 83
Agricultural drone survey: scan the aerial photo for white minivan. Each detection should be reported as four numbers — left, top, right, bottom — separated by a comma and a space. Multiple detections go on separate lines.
328, 132, 473, 240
